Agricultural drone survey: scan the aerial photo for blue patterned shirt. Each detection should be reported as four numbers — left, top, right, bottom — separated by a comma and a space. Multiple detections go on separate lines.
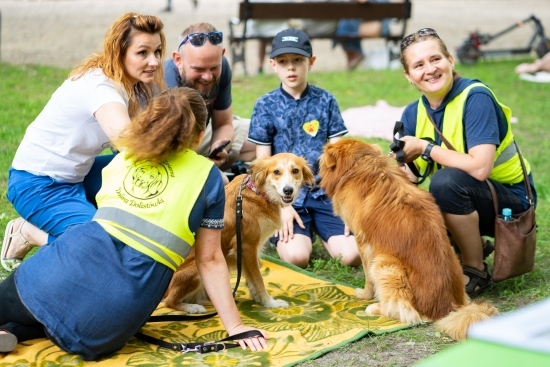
248, 84, 347, 204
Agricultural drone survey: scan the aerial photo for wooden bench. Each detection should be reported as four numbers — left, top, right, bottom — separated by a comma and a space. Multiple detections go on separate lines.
228, 0, 412, 75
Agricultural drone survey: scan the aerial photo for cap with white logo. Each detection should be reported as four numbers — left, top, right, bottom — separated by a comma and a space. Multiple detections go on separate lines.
270, 28, 313, 58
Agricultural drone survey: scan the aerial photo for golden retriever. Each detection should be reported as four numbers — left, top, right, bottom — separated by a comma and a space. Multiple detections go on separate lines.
318, 138, 497, 340
163, 153, 315, 312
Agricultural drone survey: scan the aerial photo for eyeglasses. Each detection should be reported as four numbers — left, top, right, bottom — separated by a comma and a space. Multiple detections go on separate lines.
178, 31, 223, 49
400, 28, 439, 51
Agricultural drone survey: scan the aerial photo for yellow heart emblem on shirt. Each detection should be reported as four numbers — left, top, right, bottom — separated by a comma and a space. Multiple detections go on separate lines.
303, 120, 319, 137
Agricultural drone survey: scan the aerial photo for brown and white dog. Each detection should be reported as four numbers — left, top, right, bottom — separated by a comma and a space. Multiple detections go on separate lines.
318, 138, 498, 340
163, 153, 315, 313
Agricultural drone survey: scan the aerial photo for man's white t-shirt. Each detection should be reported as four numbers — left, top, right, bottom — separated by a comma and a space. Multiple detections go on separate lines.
12, 68, 128, 183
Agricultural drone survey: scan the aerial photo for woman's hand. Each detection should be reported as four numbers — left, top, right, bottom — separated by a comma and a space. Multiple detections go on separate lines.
228, 324, 269, 351
398, 136, 496, 181
399, 135, 426, 163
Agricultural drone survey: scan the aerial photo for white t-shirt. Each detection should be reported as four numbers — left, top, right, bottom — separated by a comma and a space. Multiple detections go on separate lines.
12, 69, 128, 183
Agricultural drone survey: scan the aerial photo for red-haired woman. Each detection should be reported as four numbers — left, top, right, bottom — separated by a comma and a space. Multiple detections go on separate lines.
2, 13, 166, 271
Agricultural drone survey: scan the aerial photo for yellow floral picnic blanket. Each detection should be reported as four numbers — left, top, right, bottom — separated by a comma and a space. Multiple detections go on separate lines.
0, 256, 408, 367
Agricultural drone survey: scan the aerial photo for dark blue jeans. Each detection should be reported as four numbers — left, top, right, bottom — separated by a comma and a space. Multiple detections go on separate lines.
429, 168, 535, 237
0, 273, 45, 342
7, 154, 114, 243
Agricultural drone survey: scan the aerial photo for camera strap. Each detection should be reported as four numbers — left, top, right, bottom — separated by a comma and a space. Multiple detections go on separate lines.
390, 121, 434, 185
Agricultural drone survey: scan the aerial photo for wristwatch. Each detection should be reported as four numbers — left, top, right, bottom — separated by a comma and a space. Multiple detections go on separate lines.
421, 142, 435, 161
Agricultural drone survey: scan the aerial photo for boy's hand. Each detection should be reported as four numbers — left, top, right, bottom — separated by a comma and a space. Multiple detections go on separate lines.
344, 225, 351, 236
277, 206, 304, 242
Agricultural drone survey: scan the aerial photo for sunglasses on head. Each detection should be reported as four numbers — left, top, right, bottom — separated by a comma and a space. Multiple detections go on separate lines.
179, 31, 223, 49
400, 28, 439, 51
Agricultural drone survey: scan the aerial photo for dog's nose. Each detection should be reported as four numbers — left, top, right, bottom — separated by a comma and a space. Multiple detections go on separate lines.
283, 186, 294, 195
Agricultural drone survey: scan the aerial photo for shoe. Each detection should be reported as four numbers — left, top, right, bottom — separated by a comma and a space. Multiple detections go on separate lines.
1, 219, 33, 272
463, 262, 493, 298
0, 332, 17, 353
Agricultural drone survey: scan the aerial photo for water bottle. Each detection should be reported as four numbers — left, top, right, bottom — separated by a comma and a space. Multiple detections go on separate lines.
502, 208, 513, 221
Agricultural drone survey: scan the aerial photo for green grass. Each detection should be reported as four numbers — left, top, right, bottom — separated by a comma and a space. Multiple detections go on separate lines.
0, 59, 549, 361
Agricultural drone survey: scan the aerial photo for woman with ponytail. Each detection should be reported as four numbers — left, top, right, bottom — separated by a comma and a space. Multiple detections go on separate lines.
0, 87, 268, 359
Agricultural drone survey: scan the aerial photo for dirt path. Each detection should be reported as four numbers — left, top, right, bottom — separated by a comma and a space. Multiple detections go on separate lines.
1, 0, 549, 74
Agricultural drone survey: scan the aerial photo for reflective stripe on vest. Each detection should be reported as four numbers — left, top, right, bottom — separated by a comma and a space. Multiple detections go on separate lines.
95, 207, 191, 270
93, 149, 214, 271
414, 82, 529, 184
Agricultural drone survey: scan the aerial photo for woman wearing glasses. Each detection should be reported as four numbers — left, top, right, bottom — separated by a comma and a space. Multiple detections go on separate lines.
396, 29, 537, 297
1, 13, 166, 272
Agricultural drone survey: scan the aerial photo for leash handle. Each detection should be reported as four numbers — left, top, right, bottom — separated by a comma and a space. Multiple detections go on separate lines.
220, 329, 264, 342
148, 313, 217, 322
389, 121, 406, 166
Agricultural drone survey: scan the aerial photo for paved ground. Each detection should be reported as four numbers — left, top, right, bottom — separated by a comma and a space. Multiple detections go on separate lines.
1, 0, 549, 74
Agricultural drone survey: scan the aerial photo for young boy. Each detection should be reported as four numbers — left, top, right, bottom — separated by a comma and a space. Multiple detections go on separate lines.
247, 28, 361, 268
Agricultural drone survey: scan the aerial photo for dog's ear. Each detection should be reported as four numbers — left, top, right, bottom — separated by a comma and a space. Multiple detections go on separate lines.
321, 145, 337, 169
300, 158, 316, 186
249, 157, 268, 188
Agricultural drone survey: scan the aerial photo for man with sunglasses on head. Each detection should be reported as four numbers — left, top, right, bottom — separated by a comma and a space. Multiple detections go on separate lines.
164, 23, 256, 182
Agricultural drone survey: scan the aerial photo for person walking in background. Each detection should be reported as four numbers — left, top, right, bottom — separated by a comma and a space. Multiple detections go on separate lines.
248, 28, 361, 268
164, 22, 256, 178
1, 13, 167, 272
397, 28, 537, 297
0, 87, 268, 358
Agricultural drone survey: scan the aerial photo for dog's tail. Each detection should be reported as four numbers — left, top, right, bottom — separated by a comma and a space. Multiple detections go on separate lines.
435, 301, 498, 340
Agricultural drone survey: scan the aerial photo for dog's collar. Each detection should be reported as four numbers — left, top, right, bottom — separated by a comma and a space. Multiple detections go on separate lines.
242, 175, 270, 201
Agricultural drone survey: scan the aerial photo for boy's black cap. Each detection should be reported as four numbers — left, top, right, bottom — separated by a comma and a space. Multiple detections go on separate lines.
270, 28, 312, 58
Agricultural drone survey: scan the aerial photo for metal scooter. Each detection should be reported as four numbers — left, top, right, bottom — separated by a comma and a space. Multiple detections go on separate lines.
456, 15, 549, 65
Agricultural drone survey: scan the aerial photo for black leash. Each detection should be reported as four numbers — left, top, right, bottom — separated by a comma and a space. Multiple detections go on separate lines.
389, 120, 435, 185
134, 330, 263, 354
137, 178, 248, 352
233, 177, 246, 295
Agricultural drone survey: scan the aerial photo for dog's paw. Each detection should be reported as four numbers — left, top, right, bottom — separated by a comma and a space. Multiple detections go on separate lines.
365, 302, 382, 315
263, 298, 289, 308
355, 287, 374, 300
179, 303, 208, 314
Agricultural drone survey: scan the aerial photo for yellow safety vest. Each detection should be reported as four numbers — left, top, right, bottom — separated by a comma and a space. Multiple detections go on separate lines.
93, 150, 214, 271
414, 82, 529, 184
